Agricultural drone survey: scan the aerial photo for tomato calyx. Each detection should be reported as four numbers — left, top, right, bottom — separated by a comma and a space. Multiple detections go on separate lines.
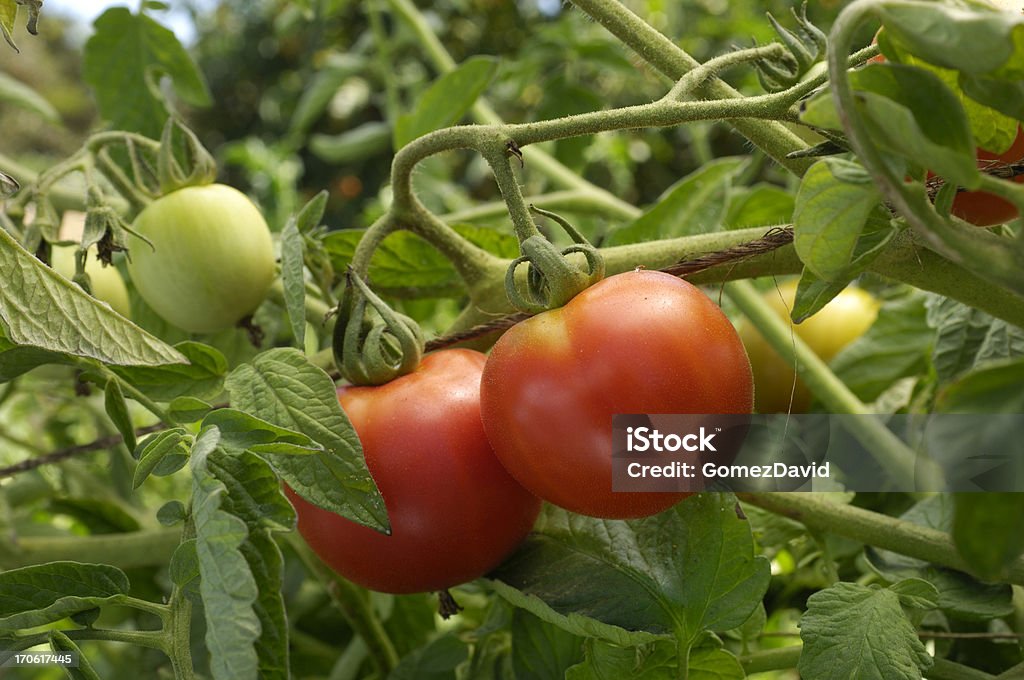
333, 269, 425, 386
157, 117, 217, 195
436, 590, 463, 620
504, 206, 604, 314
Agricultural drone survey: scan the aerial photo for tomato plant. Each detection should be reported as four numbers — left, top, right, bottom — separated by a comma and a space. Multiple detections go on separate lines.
3, 2, 1024, 679
739, 281, 879, 413
942, 126, 1024, 226
126, 184, 276, 333
287, 349, 541, 594
480, 270, 753, 519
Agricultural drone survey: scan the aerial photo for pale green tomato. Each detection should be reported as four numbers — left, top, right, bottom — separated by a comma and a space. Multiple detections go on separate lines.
739, 281, 879, 413
127, 184, 276, 334
51, 245, 132, 319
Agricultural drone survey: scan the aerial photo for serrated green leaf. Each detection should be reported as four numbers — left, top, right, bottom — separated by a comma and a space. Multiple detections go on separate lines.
937, 358, 1024, 413
202, 408, 323, 457
953, 494, 1024, 582
394, 56, 498, 148
866, 496, 1014, 622
103, 379, 136, 452
926, 295, 1024, 384
888, 578, 940, 611
798, 582, 932, 680
190, 428, 261, 680
205, 449, 296, 532
389, 633, 469, 680
0, 71, 59, 121
225, 349, 387, 533
82, 8, 211, 137
490, 495, 769, 644
793, 159, 883, 281
323, 224, 517, 299
510, 609, 585, 680
0, 340, 73, 383
0, 562, 130, 629
169, 538, 199, 597
0, 227, 186, 366
565, 639, 678, 680
606, 158, 743, 245
280, 216, 306, 351
109, 341, 226, 402
832, 294, 931, 401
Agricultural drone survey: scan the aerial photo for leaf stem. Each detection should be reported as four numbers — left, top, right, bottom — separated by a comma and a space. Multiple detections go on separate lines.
0, 528, 182, 570
737, 493, 1024, 586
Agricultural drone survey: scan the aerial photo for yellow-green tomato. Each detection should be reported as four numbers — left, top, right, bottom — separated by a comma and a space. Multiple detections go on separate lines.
739, 281, 879, 413
51, 245, 132, 318
127, 184, 276, 334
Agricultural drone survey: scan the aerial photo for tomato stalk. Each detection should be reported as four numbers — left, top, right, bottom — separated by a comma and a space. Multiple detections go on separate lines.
827, 0, 1024, 299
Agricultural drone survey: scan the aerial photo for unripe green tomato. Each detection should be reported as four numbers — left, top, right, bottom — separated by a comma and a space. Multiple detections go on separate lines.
51, 245, 132, 318
127, 184, 276, 334
739, 282, 879, 413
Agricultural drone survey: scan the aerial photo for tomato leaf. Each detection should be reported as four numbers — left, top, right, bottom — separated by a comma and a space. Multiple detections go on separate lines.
225, 348, 388, 533
280, 214, 307, 352
394, 56, 498, 148
926, 295, 1024, 385
202, 408, 323, 457
288, 53, 365, 137
797, 582, 932, 680
510, 609, 586, 680
953, 494, 1024, 582
311, 121, 392, 164
190, 428, 292, 680
83, 8, 211, 137
0, 562, 131, 629
490, 494, 769, 644
792, 159, 883, 282
109, 342, 227, 402
936, 358, 1024, 413
831, 293, 931, 402
103, 378, 137, 452
877, 1, 1024, 76
0, 0, 18, 51
724, 184, 795, 231
606, 157, 743, 246
49, 630, 102, 680
0, 227, 187, 367
866, 496, 1014, 621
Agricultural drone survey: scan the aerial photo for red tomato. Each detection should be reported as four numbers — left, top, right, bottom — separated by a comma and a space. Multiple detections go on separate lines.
943, 127, 1024, 226
480, 270, 754, 519
287, 349, 541, 594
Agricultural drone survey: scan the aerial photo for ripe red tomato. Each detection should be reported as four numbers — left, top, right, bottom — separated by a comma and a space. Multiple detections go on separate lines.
480, 270, 754, 519
942, 127, 1024, 226
286, 349, 541, 594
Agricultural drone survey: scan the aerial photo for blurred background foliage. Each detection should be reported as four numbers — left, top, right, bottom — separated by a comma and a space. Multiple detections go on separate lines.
3, 0, 851, 232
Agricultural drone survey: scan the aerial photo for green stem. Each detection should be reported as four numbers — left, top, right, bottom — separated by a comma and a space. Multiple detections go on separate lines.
737, 493, 1024, 586
5, 628, 168, 651
724, 279, 936, 490
287, 535, 399, 676
118, 596, 172, 624
568, 0, 815, 176
441, 189, 642, 223
0, 528, 182, 570
166, 586, 196, 680
95, 365, 172, 424
484, 150, 541, 244
267, 277, 333, 327
740, 646, 801, 674
738, 645, 995, 679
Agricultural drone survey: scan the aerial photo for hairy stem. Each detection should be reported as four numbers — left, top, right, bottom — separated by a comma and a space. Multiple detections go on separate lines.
738, 493, 1024, 586
0, 528, 182, 570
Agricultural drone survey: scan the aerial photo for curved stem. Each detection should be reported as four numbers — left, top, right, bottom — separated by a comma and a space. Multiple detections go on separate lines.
568, 0, 815, 176
738, 492, 1024, 586
0, 528, 182, 570
441, 189, 642, 223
